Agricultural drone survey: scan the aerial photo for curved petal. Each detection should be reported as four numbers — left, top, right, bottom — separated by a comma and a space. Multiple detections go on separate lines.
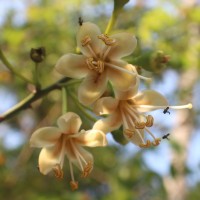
77, 22, 103, 57
107, 62, 136, 91
93, 112, 122, 134
107, 33, 137, 59
78, 71, 108, 106
38, 146, 64, 175
30, 127, 61, 148
132, 90, 169, 112
114, 67, 140, 100
73, 129, 107, 147
93, 97, 119, 115
55, 54, 89, 78
124, 128, 145, 146
57, 112, 82, 134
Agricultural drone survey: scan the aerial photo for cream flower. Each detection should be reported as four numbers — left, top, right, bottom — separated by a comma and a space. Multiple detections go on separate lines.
30, 112, 107, 190
55, 22, 150, 105
93, 89, 192, 148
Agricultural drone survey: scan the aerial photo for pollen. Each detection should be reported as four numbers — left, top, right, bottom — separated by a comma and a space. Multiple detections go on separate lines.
70, 181, 79, 191
53, 164, 63, 179
98, 34, 116, 46
135, 121, 146, 129
151, 138, 161, 146
86, 57, 104, 73
139, 140, 151, 148
124, 129, 134, 138
81, 161, 93, 178
145, 115, 154, 127
81, 35, 92, 46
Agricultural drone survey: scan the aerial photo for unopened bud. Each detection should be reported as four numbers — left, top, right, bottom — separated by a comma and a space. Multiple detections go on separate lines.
30, 47, 46, 63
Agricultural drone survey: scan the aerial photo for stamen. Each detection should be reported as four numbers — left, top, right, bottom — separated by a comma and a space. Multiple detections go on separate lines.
86, 58, 104, 73
124, 129, 134, 138
70, 181, 79, 191
135, 121, 146, 129
81, 35, 91, 46
105, 62, 152, 81
139, 140, 151, 148
151, 138, 161, 146
81, 161, 93, 178
145, 115, 154, 127
53, 164, 63, 179
98, 34, 116, 46
132, 103, 193, 110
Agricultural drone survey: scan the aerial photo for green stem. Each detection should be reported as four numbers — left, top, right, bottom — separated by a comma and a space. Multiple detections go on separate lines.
0, 77, 71, 123
105, 13, 116, 34
62, 87, 67, 114
0, 49, 33, 84
68, 90, 96, 122
34, 63, 41, 90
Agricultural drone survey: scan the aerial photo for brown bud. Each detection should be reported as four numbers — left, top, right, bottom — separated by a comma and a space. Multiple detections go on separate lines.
30, 47, 46, 63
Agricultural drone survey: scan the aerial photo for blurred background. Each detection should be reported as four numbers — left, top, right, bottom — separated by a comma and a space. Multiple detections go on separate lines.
0, 0, 200, 199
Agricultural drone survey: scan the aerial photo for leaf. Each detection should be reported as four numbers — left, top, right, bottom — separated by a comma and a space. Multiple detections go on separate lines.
113, 0, 130, 15
111, 127, 128, 145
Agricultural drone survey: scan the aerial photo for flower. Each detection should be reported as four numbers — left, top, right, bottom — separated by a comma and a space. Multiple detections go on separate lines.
93, 88, 192, 148
55, 22, 150, 105
30, 112, 107, 190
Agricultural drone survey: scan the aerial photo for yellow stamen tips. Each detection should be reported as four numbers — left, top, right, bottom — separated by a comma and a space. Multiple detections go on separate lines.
81, 161, 93, 178
124, 129, 134, 138
86, 58, 104, 73
152, 138, 161, 146
70, 181, 79, 191
135, 121, 146, 129
145, 115, 154, 127
139, 140, 151, 148
98, 34, 116, 46
53, 164, 63, 179
81, 35, 91, 46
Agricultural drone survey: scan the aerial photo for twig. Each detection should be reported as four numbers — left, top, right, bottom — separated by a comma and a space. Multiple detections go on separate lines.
0, 77, 71, 123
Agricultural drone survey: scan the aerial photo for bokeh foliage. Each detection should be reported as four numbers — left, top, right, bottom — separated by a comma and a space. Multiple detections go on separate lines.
0, 0, 199, 199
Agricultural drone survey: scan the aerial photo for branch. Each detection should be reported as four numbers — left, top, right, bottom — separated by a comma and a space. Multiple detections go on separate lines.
0, 77, 71, 123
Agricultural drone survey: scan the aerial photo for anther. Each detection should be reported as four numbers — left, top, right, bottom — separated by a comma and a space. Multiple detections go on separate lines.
53, 164, 63, 179
98, 34, 116, 46
145, 115, 154, 127
135, 121, 146, 129
151, 138, 161, 146
81, 35, 91, 46
124, 129, 134, 138
81, 161, 93, 178
139, 140, 151, 148
86, 58, 104, 73
70, 181, 79, 191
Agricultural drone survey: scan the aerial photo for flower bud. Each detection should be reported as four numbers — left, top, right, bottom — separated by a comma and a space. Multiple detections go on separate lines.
30, 47, 46, 63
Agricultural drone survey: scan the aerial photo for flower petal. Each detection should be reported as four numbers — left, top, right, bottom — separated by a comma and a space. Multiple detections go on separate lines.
114, 66, 140, 100
107, 33, 137, 59
93, 112, 122, 134
94, 97, 119, 115
124, 129, 145, 146
107, 62, 136, 91
73, 130, 107, 147
77, 22, 103, 57
78, 71, 108, 106
57, 112, 82, 134
132, 90, 169, 112
30, 127, 61, 148
38, 146, 64, 175
55, 54, 89, 79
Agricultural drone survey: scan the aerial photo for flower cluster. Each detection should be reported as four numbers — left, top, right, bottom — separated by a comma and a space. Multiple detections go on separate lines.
30, 22, 192, 190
